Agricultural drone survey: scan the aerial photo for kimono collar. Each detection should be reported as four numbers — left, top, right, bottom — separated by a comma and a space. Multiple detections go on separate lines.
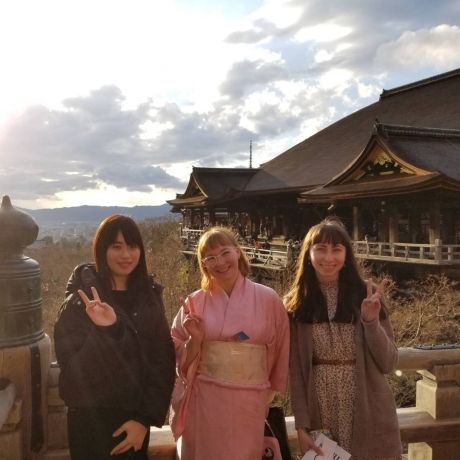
211, 272, 246, 299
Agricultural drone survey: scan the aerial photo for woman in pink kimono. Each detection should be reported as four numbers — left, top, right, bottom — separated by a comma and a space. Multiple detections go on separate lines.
170, 227, 289, 460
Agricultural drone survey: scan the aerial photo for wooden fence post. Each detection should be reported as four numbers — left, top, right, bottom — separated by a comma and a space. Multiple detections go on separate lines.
408, 363, 460, 459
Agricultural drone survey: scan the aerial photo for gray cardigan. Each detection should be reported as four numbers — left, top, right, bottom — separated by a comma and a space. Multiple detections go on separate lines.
289, 314, 402, 458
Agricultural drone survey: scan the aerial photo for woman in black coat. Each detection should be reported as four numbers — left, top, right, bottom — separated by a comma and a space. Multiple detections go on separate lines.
54, 215, 176, 460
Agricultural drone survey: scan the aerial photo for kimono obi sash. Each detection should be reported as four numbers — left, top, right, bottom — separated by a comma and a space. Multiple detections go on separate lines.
199, 341, 268, 385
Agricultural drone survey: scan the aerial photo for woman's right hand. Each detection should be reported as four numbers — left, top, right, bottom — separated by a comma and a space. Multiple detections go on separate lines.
297, 428, 323, 456
78, 287, 117, 326
181, 296, 205, 343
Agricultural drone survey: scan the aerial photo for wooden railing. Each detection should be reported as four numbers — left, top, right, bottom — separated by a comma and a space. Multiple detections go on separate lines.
241, 245, 289, 270
395, 346, 460, 459
180, 228, 460, 267
283, 346, 459, 459
179, 227, 291, 270
353, 240, 460, 265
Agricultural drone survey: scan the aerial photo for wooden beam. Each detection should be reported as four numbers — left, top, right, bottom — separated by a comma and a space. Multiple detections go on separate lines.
398, 407, 460, 443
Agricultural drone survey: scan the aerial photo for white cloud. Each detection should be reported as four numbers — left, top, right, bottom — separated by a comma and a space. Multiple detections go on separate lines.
249, 0, 303, 30
318, 69, 353, 93
375, 24, 460, 70
294, 23, 352, 43
2, 0, 460, 208
315, 49, 334, 63
357, 82, 380, 99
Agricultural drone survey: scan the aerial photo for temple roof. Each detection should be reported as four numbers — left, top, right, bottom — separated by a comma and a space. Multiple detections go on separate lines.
299, 122, 460, 202
167, 167, 257, 207
376, 124, 460, 180
245, 68, 460, 193
299, 173, 460, 202
170, 68, 460, 208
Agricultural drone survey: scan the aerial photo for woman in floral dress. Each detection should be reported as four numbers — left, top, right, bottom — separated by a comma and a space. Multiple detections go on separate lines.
285, 217, 401, 459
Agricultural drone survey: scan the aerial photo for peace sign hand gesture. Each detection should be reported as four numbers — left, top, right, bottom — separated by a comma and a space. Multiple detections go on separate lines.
181, 296, 205, 343
361, 278, 386, 323
78, 287, 117, 327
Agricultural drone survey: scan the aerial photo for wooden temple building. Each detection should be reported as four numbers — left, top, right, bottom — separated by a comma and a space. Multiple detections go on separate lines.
168, 68, 460, 273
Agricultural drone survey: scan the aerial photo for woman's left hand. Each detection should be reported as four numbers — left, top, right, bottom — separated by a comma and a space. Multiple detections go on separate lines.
110, 420, 148, 455
361, 278, 386, 322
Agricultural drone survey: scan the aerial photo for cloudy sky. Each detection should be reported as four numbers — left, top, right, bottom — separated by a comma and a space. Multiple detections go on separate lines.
1, 0, 460, 209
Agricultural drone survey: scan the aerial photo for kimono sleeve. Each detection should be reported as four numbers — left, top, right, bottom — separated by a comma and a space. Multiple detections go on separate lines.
171, 296, 200, 379
267, 292, 289, 392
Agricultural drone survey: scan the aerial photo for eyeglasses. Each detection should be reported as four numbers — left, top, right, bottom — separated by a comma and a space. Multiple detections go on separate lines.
202, 248, 236, 267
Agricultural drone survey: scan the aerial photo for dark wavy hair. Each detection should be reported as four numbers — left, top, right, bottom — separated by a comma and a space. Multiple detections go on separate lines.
93, 214, 151, 298
284, 217, 381, 323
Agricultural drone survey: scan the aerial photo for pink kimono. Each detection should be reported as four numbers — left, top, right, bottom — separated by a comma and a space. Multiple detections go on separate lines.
170, 274, 289, 460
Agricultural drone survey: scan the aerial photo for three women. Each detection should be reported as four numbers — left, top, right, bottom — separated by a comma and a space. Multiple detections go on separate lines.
55, 216, 401, 459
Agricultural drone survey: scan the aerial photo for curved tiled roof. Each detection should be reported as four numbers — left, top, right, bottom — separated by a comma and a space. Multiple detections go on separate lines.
300, 173, 460, 203
245, 68, 460, 193
298, 122, 460, 202
379, 125, 460, 180
168, 167, 257, 206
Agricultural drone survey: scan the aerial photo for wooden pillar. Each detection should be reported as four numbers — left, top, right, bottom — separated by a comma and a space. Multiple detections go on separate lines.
46, 364, 68, 453
442, 209, 454, 243
352, 206, 361, 240
387, 204, 397, 243
429, 201, 441, 244
409, 209, 419, 243
409, 364, 460, 459
0, 336, 51, 459
253, 211, 260, 239
0, 397, 23, 459
190, 210, 196, 228
209, 208, 216, 226
377, 200, 389, 242
282, 214, 289, 238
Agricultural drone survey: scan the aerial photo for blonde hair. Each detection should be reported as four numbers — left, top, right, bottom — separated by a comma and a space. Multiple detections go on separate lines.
197, 227, 250, 291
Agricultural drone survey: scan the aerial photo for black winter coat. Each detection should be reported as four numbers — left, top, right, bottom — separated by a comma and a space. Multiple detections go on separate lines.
54, 263, 176, 427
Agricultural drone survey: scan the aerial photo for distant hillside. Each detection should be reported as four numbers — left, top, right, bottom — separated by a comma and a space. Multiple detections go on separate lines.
24, 204, 173, 225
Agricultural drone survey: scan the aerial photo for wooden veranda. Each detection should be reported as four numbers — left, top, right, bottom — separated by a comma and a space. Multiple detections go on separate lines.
179, 227, 460, 270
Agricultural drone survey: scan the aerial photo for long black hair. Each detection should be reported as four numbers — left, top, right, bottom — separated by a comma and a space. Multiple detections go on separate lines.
285, 217, 379, 323
93, 214, 152, 299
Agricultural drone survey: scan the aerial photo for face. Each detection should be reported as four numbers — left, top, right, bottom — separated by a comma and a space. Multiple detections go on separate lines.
106, 231, 141, 289
202, 244, 240, 290
309, 241, 346, 282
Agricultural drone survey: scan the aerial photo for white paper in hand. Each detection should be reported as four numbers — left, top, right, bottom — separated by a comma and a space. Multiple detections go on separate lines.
330, 444, 351, 460
301, 433, 337, 459
301, 433, 351, 460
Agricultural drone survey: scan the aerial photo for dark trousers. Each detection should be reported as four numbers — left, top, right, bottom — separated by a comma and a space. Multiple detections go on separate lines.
67, 407, 149, 460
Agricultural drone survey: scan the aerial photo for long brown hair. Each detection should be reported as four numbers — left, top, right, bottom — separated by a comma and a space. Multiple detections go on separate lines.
93, 214, 151, 296
284, 217, 371, 323
197, 227, 250, 291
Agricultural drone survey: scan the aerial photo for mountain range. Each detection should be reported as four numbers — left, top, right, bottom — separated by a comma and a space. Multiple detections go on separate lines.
23, 204, 173, 225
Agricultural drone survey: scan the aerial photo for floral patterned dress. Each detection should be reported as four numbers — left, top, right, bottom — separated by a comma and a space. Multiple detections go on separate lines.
312, 281, 400, 460
312, 281, 356, 452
